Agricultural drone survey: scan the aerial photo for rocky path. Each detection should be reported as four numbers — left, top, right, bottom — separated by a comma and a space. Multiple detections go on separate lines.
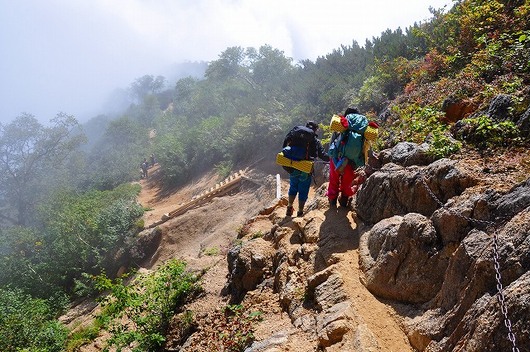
63, 148, 530, 351
137, 168, 413, 351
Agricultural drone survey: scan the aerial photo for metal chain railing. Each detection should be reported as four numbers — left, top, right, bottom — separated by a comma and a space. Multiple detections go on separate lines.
418, 171, 496, 227
492, 232, 521, 352
418, 170, 520, 352
277, 161, 520, 350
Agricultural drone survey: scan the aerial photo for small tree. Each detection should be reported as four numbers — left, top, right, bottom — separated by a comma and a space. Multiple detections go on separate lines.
0, 113, 85, 226
129, 75, 166, 103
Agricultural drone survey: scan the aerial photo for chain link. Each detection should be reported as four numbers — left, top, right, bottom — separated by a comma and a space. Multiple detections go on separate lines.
418, 172, 496, 227
418, 170, 520, 351
492, 229, 521, 352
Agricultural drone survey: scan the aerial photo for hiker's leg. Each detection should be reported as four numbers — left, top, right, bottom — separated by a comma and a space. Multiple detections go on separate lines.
326, 159, 340, 201
297, 172, 312, 212
339, 164, 356, 198
287, 172, 301, 216
288, 171, 301, 200
288, 171, 301, 204
297, 201, 305, 217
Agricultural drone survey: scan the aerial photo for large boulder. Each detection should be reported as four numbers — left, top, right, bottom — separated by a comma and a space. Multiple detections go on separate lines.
356, 151, 529, 351
359, 213, 451, 303
355, 158, 477, 224
487, 94, 513, 122
225, 238, 275, 301
431, 193, 489, 245
378, 142, 434, 167
405, 207, 530, 351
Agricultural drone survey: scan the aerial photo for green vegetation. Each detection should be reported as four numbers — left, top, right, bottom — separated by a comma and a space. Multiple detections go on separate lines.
0, 113, 85, 227
203, 246, 221, 256
388, 104, 462, 158
0, 183, 143, 298
456, 114, 521, 149
0, 288, 69, 352
215, 160, 234, 180
197, 304, 263, 352
250, 231, 264, 239
66, 322, 102, 352
80, 259, 202, 351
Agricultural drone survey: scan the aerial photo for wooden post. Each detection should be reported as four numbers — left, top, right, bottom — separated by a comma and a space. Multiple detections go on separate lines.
276, 174, 281, 199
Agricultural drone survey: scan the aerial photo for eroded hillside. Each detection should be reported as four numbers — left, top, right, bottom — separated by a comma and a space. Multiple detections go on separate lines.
65, 145, 529, 352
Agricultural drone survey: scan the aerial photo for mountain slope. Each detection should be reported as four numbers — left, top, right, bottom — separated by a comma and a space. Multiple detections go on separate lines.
138, 168, 415, 351
68, 144, 529, 351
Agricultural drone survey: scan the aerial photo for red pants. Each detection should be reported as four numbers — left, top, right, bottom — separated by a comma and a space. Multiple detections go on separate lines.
327, 159, 357, 200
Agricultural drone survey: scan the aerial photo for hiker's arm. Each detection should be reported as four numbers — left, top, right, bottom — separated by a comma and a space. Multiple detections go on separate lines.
282, 132, 291, 148
316, 140, 330, 162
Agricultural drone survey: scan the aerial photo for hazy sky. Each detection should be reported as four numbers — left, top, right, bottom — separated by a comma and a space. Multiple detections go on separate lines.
0, 0, 453, 125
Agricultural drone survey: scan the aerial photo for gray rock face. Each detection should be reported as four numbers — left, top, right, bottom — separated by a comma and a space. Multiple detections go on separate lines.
490, 177, 530, 220
361, 213, 452, 303
487, 94, 513, 122
419, 209, 530, 351
518, 107, 530, 134
378, 141, 434, 167
356, 144, 530, 351
355, 158, 477, 224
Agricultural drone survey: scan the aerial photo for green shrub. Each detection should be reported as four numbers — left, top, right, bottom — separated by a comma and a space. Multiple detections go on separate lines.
90, 259, 202, 351
215, 160, 234, 180
389, 104, 461, 158
203, 246, 220, 256
427, 131, 462, 159
37, 185, 143, 294
66, 323, 101, 352
153, 131, 191, 186
0, 288, 68, 352
216, 305, 262, 351
457, 115, 521, 149
250, 231, 264, 239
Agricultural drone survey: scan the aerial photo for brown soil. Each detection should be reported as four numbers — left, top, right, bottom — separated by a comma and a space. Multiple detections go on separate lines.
135, 165, 413, 351
72, 147, 529, 351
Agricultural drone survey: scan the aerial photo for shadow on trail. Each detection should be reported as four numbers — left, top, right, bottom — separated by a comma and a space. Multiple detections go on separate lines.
313, 206, 360, 272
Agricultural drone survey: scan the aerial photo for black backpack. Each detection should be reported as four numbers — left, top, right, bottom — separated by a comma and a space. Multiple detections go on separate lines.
283, 125, 315, 161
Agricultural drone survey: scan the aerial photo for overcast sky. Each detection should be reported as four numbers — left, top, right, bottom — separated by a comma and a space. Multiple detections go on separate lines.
0, 0, 453, 125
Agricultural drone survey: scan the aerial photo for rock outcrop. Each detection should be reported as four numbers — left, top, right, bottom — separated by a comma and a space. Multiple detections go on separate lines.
222, 142, 529, 351
355, 154, 478, 224
355, 143, 530, 351
222, 190, 414, 351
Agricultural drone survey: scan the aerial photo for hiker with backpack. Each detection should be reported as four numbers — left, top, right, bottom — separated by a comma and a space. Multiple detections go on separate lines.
141, 158, 149, 179
282, 121, 329, 217
327, 107, 379, 208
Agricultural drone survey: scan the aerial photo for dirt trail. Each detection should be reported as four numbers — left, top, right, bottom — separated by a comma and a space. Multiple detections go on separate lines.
134, 166, 414, 351
314, 207, 413, 351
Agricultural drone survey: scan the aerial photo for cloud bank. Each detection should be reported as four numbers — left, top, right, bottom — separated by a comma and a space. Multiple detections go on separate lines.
0, 0, 452, 123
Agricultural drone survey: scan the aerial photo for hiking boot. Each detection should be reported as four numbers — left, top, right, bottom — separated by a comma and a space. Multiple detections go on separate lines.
339, 195, 350, 207
297, 210, 304, 217
286, 206, 294, 216
329, 198, 337, 208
